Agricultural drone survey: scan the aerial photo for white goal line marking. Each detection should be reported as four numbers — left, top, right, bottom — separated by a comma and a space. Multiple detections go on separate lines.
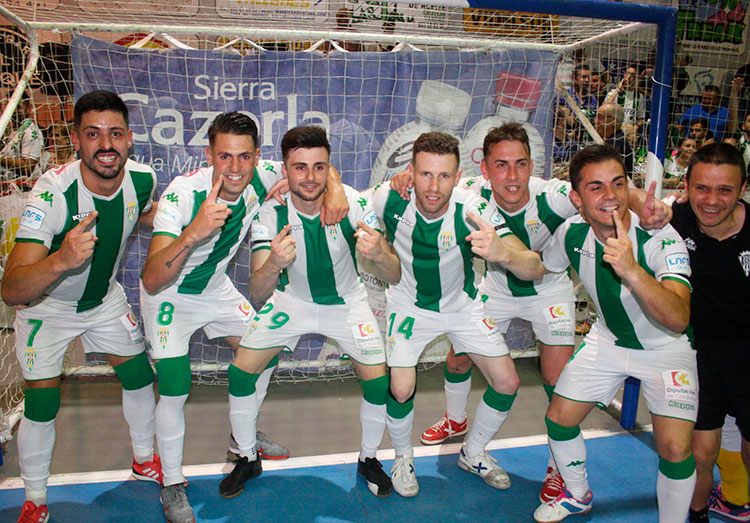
0, 425, 652, 490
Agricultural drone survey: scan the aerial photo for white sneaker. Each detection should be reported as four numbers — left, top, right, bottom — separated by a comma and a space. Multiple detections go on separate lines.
533, 489, 593, 523
390, 455, 419, 497
457, 447, 511, 489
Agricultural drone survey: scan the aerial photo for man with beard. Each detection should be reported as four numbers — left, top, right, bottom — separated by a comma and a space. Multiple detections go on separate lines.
2, 90, 160, 523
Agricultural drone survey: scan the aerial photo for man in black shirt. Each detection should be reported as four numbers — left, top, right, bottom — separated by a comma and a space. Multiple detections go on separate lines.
670, 143, 750, 523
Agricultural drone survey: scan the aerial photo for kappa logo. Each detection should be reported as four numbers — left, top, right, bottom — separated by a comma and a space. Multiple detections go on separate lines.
358, 322, 375, 337
38, 191, 54, 204
740, 250, 750, 277
526, 220, 540, 234
548, 305, 566, 318
684, 237, 696, 251
393, 213, 414, 227
263, 161, 277, 175
164, 192, 179, 204
465, 178, 476, 187
25, 348, 36, 371
567, 460, 585, 467
126, 201, 137, 223
158, 328, 169, 349
357, 197, 368, 210
661, 238, 676, 250
557, 185, 568, 196
440, 232, 453, 250
574, 247, 594, 258
476, 202, 487, 214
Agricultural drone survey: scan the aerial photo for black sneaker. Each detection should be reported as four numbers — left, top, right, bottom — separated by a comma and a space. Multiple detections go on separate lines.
219, 456, 262, 499
357, 457, 392, 497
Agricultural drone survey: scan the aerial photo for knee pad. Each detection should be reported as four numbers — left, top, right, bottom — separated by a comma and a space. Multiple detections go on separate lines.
155, 356, 191, 397
114, 352, 155, 391
25, 387, 61, 422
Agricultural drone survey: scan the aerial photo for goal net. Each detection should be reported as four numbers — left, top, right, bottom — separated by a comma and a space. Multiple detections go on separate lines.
1, 0, 747, 441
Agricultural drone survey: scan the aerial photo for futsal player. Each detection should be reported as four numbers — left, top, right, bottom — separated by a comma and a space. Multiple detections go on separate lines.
140, 114, 347, 522
370, 131, 543, 497
532, 144, 697, 523
2, 90, 160, 523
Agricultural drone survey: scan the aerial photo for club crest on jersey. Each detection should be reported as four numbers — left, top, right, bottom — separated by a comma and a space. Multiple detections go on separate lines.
158, 328, 169, 350
440, 232, 453, 250
738, 250, 750, 277
327, 225, 338, 239
126, 201, 137, 223
25, 348, 36, 371
526, 220, 540, 234
246, 195, 258, 210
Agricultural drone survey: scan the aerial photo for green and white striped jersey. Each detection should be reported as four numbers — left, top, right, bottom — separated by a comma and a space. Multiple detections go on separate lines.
15, 159, 156, 312
461, 176, 577, 298
151, 160, 281, 295
543, 211, 692, 349
371, 184, 511, 313
251, 184, 378, 305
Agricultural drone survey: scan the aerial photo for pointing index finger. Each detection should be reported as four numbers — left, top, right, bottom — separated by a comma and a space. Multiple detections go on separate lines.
208, 175, 224, 202
613, 211, 628, 239
356, 220, 376, 235
466, 211, 493, 232
75, 210, 98, 230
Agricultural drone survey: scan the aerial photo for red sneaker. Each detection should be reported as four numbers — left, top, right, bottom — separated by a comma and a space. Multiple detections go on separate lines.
540, 466, 565, 503
419, 415, 468, 445
17, 501, 49, 523
132, 453, 163, 484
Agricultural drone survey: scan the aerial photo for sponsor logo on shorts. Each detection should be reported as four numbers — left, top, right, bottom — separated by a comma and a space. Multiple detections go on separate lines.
663, 370, 697, 403
20, 206, 45, 230
440, 232, 453, 250
526, 220, 540, 234
543, 303, 574, 336
668, 400, 696, 411
739, 250, 750, 277
25, 348, 36, 371
72, 211, 93, 222
327, 225, 338, 240
574, 247, 594, 258
360, 349, 382, 356
386, 336, 395, 357
125, 311, 138, 327
684, 238, 696, 251
665, 253, 690, 274
482, 317, 497, 330
238, 301, 252, 316
548, 305, 566, 319
126, 201, 137, 223
158, 328, 169, 350
358, 322, 375, 337
393, 213, 414, 228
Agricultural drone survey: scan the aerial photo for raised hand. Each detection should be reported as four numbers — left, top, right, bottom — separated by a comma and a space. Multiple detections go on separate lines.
602, 211, 637, 279
465, 211, 505, 262
639, 180, 672, 230
57, 210, 98, 270
268, 224, 296, 271
187, 176, 232, 243
355, 221, 384, 261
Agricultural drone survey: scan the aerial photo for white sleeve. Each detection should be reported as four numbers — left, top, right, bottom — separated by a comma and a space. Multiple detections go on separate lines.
152, 180, 192, 238
541, 224, 571, 273
15, 175, 66, 247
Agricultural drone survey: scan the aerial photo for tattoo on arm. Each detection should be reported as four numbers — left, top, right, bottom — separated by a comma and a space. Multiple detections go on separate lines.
165, 245, 190, 268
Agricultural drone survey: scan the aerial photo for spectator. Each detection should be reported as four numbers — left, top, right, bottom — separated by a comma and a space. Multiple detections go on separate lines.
736, 112, 750, 169
556, 64, 598, 134
553, 108, 580, 163
595, 102, 633, 176
0, 90, 44, 182
663, 137, 697, 189
689, 118, 714, 148
679, 85, 729, 142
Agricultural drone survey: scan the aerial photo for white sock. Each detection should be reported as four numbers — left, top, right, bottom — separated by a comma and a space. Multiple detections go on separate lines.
359, 398, 385, 460
462, 397, 509, 458
549, 432, 589, 499
386, 410, 414, 458
255, 364, 274, 412
122, 383, 156, 463
18, 416, 55, 505
155, 394, 188, 486
657, 469, 695, 523
229, 392, 259, 460
445, 377, 471, 423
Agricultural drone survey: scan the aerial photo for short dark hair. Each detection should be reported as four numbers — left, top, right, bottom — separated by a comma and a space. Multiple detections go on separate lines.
208, 112, 259, 148
483, 123, 530, 157
569, 144, 624, 192
690, 117, 709, 129
74, 90, 129, 128
412, 131, 459, 164
686, 142, 746, 186
573, 64, 591, 77
677, 136, 696, 148
280, 125, 330, 160
703, 84, 720, 94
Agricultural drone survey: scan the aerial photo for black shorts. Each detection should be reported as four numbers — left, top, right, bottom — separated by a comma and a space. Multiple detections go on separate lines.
694, 339, 750, 441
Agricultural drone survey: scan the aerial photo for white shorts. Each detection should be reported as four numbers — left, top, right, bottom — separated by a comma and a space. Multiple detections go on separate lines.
554, 326, 698, 422
385, 295, 508, 368
15, 283, 145, 380
240, 290, 385, 366
484, 288, 576, 347
141, 276, 253, 359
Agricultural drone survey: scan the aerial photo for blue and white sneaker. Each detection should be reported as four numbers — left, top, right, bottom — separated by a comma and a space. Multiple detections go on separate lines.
533, 488, 593, 523
391, 455, 418, 497
458, 446, 511, 489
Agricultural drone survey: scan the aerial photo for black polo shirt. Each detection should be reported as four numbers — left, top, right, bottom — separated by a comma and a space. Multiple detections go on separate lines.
671, 200, 750, 346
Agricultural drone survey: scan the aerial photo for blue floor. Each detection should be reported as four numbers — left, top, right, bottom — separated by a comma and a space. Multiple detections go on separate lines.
0, 432, 676, 522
